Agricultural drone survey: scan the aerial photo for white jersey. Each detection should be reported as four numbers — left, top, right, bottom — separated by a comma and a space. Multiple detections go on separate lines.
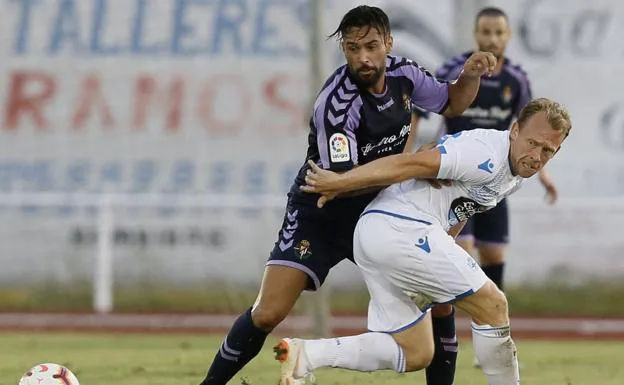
365, 129, 524, 231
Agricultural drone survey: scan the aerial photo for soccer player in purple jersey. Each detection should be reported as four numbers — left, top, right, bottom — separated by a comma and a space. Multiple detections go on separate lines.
198, 6, 496, 385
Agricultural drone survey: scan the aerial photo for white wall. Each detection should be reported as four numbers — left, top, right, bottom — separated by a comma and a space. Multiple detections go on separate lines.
0, 0, 621, 287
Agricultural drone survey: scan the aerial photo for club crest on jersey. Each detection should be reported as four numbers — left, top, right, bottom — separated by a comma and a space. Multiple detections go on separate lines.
294, 240, 312, 260
502, 86, 513, 105
478, 158, 495, 173
402, 93, 412, 112
329, 133, 351, 163
415, 237, 431, 253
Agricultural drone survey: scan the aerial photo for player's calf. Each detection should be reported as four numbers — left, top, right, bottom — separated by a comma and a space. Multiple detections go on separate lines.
391, 313, 435, 372
200, 266, 308, 385
251, 266, 310, 331
275, 312, 434, 381
427, 304, 458, 385
251, 305, 290, 332
455, 280, 519, 385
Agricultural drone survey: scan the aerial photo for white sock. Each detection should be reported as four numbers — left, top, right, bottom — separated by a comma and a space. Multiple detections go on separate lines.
472, 323, 520, 385
303, 332, 406, 373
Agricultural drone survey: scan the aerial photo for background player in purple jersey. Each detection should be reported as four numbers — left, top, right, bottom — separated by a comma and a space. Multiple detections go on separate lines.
413, 6, 559, 372
198, 6, 496, 385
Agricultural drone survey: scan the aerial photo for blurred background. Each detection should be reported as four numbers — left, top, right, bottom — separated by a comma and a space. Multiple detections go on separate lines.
0, 0, 623, 335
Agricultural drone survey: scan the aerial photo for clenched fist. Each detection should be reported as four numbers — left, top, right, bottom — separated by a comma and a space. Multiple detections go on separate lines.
463, 51, 497, 78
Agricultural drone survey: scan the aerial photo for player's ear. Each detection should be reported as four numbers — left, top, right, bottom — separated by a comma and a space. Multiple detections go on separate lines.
509, 122, 519, 141
504, 17, 512, 38
385, 34, 393, 53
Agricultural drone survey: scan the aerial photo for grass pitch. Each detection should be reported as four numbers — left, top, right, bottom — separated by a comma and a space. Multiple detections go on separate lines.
1, 333, 622, 385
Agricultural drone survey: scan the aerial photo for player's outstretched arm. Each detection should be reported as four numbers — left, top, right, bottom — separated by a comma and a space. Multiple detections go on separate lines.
538, 168, 558, 204
300, 149, 442, 204
444, 51, 497, 117
402, 112, 421, 154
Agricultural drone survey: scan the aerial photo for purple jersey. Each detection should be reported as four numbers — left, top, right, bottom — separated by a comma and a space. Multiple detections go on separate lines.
291, 55, 449, 203
419, 51, 531, 136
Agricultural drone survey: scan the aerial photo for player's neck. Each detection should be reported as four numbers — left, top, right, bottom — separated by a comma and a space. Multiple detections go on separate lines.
368, 77, 386, 95
492, 56, 506, 76
507, 151, 518, 176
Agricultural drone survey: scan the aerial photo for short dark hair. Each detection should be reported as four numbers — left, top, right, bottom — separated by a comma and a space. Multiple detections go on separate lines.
329, 5, 391, 41
474, 6, 508, 26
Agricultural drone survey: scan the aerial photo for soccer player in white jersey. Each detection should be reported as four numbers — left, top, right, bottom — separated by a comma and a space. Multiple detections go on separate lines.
274, 98, 571, 385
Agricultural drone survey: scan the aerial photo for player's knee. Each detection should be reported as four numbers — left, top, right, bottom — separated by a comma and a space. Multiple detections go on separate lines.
479, 281, 509, 326
402, 339, 435, 372
251, 304, 289, 331
490, 285, 508, 316
457, 280, 510, 326
431, 303, 454, 318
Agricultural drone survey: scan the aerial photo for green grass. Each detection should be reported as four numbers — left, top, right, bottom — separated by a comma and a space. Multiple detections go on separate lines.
2, 280, 624, 316
2, 333, 623, 385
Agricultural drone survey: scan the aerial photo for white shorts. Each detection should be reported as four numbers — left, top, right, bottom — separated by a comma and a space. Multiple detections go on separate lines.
354, 210, 488, 333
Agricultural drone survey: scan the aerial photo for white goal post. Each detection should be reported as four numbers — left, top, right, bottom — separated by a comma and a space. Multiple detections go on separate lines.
308, 0, 333, 338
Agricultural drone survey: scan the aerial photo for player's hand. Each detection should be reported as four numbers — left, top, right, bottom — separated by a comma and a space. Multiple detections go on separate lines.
539, 172, 558, 205
300, 160, 343, 208
539, 169, 559, 205
415, 141, 436, 153
463, 51, 497, 78
544, 183, 557, 204
315, 193, 337, 208
427, 179, 453, 189
415, 142, 452, 189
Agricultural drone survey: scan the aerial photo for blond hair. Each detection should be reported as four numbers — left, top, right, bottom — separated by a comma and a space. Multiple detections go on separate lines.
517, 98, 572, 137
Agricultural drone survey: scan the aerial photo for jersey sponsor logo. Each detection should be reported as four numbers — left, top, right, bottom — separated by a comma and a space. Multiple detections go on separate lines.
449, 197, 489, 224
478, 185, 499, 197
361, 124, 411, 156
461, 106, 512, 121
329, 133, 351, 163
377, 98, 395, 112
